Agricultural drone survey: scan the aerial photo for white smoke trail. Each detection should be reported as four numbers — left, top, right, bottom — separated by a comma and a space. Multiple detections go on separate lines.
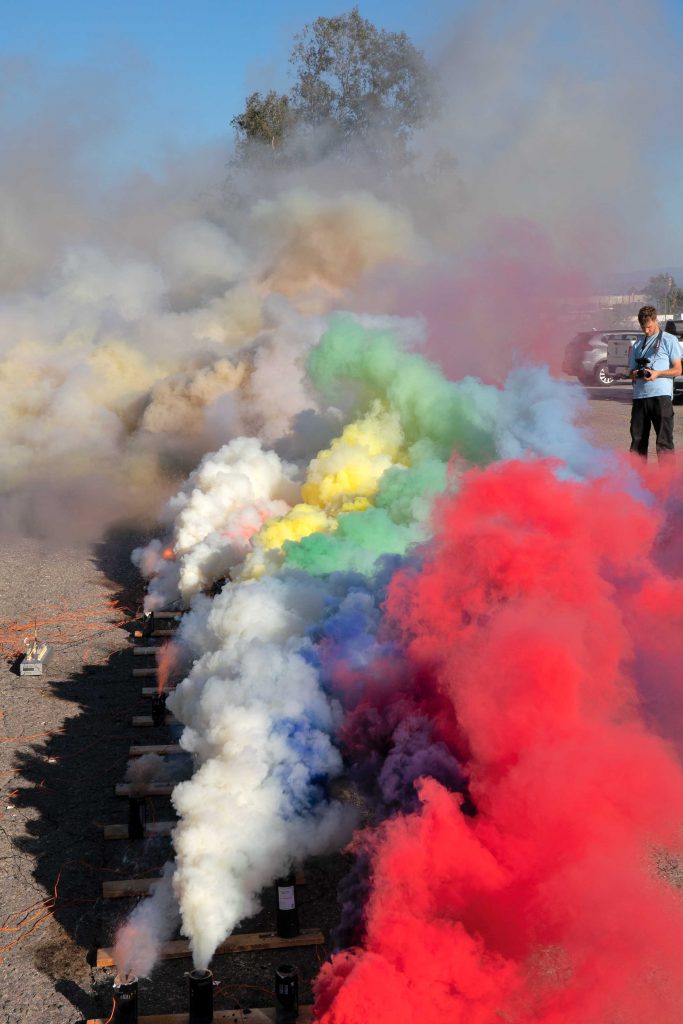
163, 574, 356, 969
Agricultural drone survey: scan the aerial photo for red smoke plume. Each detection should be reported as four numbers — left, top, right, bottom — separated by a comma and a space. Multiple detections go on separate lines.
394, 221, 590, 384
315, 460, 683, 1023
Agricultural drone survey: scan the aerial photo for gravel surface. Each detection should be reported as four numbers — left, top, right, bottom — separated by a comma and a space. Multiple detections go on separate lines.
0, 386, 679, 1023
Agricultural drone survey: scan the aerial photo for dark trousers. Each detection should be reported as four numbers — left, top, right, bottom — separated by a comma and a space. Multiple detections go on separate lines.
630, 396, 675, 459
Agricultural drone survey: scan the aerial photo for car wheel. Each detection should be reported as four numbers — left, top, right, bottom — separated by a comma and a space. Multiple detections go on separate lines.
593, 362, 615, 386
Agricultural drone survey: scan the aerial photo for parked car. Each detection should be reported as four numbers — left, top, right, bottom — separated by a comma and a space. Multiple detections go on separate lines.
607, 329, 683, 397
563, 329, 640, 387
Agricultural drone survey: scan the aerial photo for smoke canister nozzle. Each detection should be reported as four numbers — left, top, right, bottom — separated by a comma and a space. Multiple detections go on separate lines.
275, 872, 300, 938
188, 968, 213, 1023
275, 964, 299, 1024
112, 973, 138, 1024
127, 796, 145, 841
151, 692, 167, 727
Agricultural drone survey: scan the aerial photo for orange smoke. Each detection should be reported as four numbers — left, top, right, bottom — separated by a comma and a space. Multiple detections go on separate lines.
156, 641, 180, 695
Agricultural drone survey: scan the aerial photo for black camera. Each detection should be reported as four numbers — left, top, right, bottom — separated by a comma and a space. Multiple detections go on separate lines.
635, 356, 652, 379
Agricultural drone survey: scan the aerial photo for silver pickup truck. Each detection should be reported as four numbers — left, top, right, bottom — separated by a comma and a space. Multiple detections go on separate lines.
563, 330, 639, 386
607, 331, 683, 394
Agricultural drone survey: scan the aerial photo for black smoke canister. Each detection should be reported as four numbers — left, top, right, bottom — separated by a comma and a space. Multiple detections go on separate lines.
142, 611, 154, 637
127, 796, 145, 841
151, 691, 166, 726
275, 872, 300, 938
274, 964, 299, 1024
112, 974, 138, 1023
188, 968, 213, 1024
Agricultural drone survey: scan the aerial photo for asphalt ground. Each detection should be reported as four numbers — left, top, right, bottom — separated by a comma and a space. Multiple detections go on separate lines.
0, 381, 677, 1023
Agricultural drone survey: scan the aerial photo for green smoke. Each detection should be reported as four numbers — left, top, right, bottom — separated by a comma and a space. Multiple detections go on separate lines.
284, 316, 496, 576
283, 506, 418, 575
283, 448, 450, 576
307, 314, 500, 464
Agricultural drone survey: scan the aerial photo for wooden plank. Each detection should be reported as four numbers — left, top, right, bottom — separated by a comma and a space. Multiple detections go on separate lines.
133, 667, 159, 678
102, 877, 167, 897
96, 929, 324, 967
133, 646, 160, 656
142, 686, 177, 696
132, 714, 176, 727
115, 783, 175, 798
102, 821, 175, 842
129, 745, 182, 757
87, 1007, 313, 1024
103, 871, 305, 896
154, 611, 185, 620
152, 629, 176, 637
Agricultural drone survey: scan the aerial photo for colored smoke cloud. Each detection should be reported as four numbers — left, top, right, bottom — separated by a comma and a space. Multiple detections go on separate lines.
4, 0, 681, 540
315, 459, 683, 1023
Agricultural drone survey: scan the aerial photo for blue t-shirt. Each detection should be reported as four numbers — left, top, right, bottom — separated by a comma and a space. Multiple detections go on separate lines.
628, 330, 682, 399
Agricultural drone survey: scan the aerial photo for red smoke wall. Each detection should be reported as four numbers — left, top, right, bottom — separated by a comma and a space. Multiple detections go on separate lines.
315, 460, 683, 1023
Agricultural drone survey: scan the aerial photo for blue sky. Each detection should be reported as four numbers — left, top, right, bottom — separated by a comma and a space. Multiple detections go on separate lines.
0, 0, 461, 174
3, 0, 683, 272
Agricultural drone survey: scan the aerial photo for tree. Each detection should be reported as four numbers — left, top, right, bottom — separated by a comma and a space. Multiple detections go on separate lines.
230, 90, 297, 155
229, 9, 434, 162
643, 273, 683, 315
290, 7, 433, 150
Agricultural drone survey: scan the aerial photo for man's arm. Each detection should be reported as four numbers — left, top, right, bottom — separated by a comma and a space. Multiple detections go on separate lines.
646, 338, 682, 380
647, 359, 682, 380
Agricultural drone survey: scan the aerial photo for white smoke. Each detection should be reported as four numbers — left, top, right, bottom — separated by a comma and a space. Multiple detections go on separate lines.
132, 437, 301, 609
117, 574, 356, 972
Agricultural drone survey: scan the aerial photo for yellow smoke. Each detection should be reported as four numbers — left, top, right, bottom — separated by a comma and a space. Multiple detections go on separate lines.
241, 402, 406, 578
301, 406, 404, 512
258, 504, 336, 550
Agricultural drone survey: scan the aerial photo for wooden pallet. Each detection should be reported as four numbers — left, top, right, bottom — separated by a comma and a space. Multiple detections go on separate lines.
129, 745, 183, 757
115, 783, 175, 798
102, 821, 175, 842
132, 714, 176, 727
87, 1007, 312, 1024
96, 928, 324, 967
102, 871, 306, 896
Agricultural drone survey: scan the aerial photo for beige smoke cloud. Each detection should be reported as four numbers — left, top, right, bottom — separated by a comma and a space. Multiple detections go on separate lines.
1, 0, 679, 541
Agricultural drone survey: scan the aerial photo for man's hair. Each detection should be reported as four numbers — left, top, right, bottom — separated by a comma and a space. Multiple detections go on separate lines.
638, 305, 658, 326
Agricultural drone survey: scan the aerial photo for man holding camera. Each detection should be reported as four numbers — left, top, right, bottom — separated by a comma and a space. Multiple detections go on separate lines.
628, 305, 682, 460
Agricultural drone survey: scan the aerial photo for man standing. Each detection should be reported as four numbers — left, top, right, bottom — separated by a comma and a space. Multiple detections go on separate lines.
629, 305, 682, 460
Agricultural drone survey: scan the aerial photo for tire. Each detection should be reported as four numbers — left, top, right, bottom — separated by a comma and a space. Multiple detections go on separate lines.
593, 361, 615, 386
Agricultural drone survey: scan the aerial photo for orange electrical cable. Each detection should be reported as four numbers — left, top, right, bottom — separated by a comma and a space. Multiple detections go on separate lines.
0, 730, 61, 743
